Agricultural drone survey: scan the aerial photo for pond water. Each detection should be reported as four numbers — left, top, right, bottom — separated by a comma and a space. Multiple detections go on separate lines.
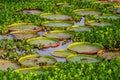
35, 40, 72, 62
74, 17, 85, 26
36, 17, 85, 62
0, 34, 14, 40
0, 17, 84, 62
0, 35, 2, 40
0, 16, 119, 62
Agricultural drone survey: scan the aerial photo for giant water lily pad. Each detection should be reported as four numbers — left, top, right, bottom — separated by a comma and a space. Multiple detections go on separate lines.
14, 67, 43, 74
51, 49, 76, 58
97, 51, 120, 60
67, 42, 104, 54
42, 21, 73, 29
73, 9, 102, 16
93, 1, 113, 5
43, 30, 72, 40
80, 0, 98, 2
87, 21, 112, 27
40, 13, 72, 21
27, 37, 60, 48
109, 6, 120, 14
56, 3, 74, 7
18, 54, 57, 67
37, 56, 57, 66
68, 26, 92, 32
94, 14, 120, 20
10, 31, 39, 40
14, 66, 57, 74
0, 60, 20, 71
8, 23, 42, 32
19, 9, 42, 15
67, 54, 101, 63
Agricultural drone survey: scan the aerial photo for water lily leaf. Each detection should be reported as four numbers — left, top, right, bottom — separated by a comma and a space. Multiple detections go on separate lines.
67, 54, 101, 63
67, 42, 104, 54
19, 55, 57, 67
0, 60, 20, 71
8, 23, 42, 32
51, 49, 76, 58
94, 14, 120, 20
43, 30, 72, 40
42, 21, 73, 29
19, 9, 42, 15
14, 67, 43, 74
68, 26, 92, 32
27, 37, 60, 49
73, 9, 102, 16
10, 31, 39, 40
86, 21, 112, 27
40, 13, 72, 21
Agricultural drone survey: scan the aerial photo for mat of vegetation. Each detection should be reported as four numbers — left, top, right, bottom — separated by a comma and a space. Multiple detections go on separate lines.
0, 0, 120, 79
0, 60, 120, 80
